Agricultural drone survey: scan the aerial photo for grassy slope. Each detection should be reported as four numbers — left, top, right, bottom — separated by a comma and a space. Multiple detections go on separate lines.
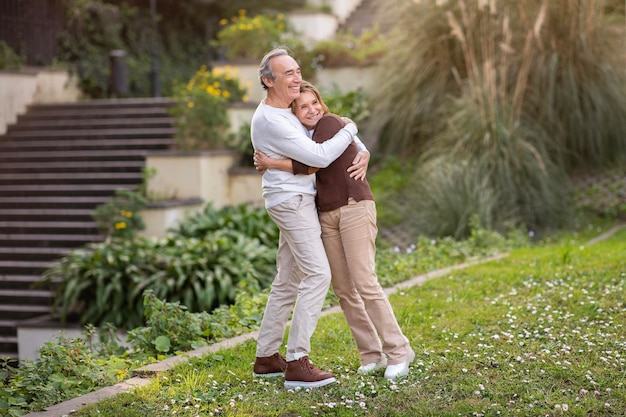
75, 226, 626, 417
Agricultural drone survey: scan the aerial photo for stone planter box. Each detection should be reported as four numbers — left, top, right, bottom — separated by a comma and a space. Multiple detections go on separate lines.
0, 67, 81, 134
227, 101, 257, 136
287, 11, 338, 43
139, 198, 205, 238
313, 65, 378, 94
141, 150, 263, 238
17, 315, 129, 361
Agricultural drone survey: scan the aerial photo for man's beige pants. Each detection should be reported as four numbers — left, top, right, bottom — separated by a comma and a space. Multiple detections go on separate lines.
256, 194, 332, 362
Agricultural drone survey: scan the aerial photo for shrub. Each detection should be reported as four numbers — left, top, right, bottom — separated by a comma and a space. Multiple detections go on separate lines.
92, 189, 146, 239
172, 202, 279, 249
369, 0, 626, 237
323, 87, 371, 126
310, 27, 387, 68
126, 285, 268, 358
41, 204, 278, 329
0, 335, 126, 416
0, 40, 25, 70
57, 0, 207, 98
212, 10, 290, 61
371, 0, 626, 165
169, 65, 247, 150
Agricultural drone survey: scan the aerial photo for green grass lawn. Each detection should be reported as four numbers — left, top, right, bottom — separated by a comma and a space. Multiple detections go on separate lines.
74, 225, 626, 417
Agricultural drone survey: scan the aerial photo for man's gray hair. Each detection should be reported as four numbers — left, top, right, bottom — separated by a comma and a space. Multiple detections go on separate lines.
258, 48, 290, 90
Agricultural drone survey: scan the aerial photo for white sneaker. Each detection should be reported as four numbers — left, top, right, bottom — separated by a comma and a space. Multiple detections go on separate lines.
357, 357, 387, 375
384, 350, 415, 380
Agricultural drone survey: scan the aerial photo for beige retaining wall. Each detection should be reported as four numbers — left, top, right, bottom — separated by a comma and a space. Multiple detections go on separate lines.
0, 67, 81, 134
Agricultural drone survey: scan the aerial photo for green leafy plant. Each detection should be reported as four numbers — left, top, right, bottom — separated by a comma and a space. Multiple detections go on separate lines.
211, 10, 290, 61
324, 87, 371, 126
126, 286, 268, 358
92, 189, 146, 239
0, 40, 25, 70
57, 0, 209, 98
42, 204, 278, 329
169, 65, 247, 150
369, 0, 626, 238
311, 27, 387, 68
233, 122, 255, 167
0, 335, 128, 416
172, 203, 278, 248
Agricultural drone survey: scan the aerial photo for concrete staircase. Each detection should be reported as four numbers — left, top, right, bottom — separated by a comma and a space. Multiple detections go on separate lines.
0, 98, 176, 359
338, 0, 390, 35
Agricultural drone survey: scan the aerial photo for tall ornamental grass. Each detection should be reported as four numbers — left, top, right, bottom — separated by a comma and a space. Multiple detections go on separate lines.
369, 0, 626, 237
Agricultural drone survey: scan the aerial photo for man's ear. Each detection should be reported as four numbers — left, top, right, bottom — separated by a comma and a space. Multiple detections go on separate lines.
261, 76, 273, 88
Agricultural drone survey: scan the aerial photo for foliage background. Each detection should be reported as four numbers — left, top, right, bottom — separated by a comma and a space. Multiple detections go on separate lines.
367, 0, 626, 239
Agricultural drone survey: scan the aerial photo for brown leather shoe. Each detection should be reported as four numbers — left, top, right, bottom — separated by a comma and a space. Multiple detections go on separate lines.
284, 356, 336, 388
253, 353, 287, 377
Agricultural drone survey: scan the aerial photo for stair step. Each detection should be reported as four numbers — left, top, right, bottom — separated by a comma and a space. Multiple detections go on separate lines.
8, 117, 175, 131
0, 260, 56, 268
0, 149, 150, 162
0, 160, 145, 174
0, 335, 18, 343
0, 320, 17, 334
0, 289, 54, 301
0, 262, 54, 277
0, 183, 134, 191
0, 335, 18, 353
0, 197, 110, 210
0, 172, 141, 181
0, 274, 60, 288
0, 208, 94, 220
0, 304, 52, 321
28, 98, 175, 111
0, 246, 72, 254
0, 352, 18, 360
18, 106, 173, 121
0, 233, 101, 244
2, 127, 177, 139
0, 173, 142, 187
0, 222, 99, 236
0, 221, 97, 229
0, 247, 72, 261
0, 138, 173, 151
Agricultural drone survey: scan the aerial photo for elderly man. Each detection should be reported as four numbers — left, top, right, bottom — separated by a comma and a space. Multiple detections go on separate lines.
250, 48, 368, 389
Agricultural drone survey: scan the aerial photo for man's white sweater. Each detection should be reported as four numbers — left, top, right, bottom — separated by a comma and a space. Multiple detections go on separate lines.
251, 100, 358, 209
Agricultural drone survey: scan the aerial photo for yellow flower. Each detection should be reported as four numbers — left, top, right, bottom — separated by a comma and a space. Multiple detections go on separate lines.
222, 90, 231, 98
219, 18, 228, 26
114, 222, 127, 230
187, 101, 194, 108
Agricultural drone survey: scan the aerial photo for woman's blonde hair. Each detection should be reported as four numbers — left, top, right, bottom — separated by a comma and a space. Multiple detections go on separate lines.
291, 81, 329, 115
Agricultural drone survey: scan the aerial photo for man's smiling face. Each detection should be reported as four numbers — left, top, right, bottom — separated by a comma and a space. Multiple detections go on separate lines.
264, 54, 302, 109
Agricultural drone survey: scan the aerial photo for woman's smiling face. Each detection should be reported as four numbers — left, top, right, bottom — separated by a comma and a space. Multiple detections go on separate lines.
293, 91, 324, 130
